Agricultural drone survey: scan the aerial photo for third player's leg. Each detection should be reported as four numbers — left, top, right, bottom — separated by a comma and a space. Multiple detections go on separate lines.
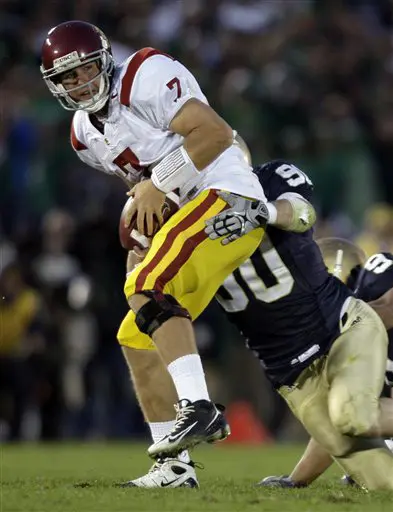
324, 298, 393, 489
326, 298, 388, 438
279, 356, 393, 490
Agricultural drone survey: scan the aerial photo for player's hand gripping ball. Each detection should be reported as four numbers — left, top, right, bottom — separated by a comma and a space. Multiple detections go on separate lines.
119, 193, 179, 251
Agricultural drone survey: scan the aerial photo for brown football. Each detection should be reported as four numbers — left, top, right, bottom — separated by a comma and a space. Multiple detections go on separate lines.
119, 192, 179, 251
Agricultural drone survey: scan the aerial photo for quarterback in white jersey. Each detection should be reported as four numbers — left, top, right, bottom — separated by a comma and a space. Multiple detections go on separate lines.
70, 48, 265, 206
41, 20, 275, 461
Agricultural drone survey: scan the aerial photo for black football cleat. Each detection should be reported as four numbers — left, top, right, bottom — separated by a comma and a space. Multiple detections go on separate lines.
148, 399, 230, 458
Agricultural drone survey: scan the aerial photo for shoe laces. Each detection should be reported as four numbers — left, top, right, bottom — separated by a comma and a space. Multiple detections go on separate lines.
190, 460, 204, 470
148, 459, 164, 473
172, 401, 195, 431
150, 457, 203, 473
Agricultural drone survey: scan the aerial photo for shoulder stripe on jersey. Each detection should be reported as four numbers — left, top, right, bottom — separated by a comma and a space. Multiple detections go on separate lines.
120, 47, 174, 107
70, 121, 87, 151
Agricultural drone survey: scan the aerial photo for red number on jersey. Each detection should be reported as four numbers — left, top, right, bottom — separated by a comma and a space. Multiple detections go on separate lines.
166, 77, 182, 102
113, 147, 143, 174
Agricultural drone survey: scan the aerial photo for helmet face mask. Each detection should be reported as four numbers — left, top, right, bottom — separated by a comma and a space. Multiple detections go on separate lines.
41, 21, 114, 113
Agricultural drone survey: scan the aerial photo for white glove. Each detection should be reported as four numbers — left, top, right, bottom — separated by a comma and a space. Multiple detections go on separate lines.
204, 191, 270, 245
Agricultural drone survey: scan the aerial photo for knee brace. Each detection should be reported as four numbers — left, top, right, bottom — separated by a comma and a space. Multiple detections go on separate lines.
135, 290, 191, 337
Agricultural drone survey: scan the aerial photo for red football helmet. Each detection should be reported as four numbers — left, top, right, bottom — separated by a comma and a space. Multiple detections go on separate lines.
40, 20, 114, 113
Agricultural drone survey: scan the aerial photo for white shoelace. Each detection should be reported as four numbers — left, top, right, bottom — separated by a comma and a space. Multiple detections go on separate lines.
172, 403, 195, 431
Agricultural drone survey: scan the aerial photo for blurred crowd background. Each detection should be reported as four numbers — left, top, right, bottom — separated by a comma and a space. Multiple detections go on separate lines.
1, 0, 393, 444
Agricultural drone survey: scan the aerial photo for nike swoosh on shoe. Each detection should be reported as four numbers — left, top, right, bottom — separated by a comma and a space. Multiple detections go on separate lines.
168, 421, 198, 442
160, 478, 181, 487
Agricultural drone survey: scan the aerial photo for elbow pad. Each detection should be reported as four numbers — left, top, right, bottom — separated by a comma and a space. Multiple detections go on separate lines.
278, 192, 316, 233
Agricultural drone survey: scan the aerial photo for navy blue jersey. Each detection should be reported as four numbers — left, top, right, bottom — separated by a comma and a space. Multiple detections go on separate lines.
216, 160, 351, 387
347, 252, 393, 387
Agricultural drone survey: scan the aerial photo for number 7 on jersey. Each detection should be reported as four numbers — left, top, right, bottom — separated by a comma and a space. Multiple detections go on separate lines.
166, 77, 182, 102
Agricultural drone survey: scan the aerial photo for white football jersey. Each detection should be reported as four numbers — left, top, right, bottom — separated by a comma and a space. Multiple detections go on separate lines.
71, 47, 266, 204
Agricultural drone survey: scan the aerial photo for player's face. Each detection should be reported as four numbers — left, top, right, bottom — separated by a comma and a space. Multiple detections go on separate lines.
60, 61, 101, 102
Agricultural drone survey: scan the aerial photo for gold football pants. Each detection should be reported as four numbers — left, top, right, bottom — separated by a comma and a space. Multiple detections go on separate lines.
279, 297, 393, 490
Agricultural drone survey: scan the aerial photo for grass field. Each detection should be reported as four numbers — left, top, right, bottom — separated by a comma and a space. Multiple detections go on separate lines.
1, 442, 392, 512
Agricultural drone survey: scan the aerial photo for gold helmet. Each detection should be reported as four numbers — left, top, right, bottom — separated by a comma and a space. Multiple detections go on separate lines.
316, 237, 366, 283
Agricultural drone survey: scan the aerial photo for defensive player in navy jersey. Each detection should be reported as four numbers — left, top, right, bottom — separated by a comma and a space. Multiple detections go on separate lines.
214, 162, 352, 390
259, 238, 393, 489
120, 160, 393, 489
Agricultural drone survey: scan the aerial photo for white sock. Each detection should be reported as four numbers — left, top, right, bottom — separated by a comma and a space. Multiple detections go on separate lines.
167, 354, 210, 403
148, 421, 190, 463
149, 420, 175, 443
177, 450, 191, 464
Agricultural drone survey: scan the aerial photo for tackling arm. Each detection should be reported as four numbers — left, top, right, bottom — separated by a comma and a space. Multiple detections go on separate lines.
273, 193, 316, 233
289, 438, 334, 486
261, 437, 334, 488
204, 192, 316, 245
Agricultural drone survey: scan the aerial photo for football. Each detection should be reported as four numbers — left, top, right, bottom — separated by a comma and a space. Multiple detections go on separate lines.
119, 192, 179, 251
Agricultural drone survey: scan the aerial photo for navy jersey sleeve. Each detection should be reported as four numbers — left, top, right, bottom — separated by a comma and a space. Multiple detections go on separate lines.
253, 160, 314, 203
350, 253, 393, 302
